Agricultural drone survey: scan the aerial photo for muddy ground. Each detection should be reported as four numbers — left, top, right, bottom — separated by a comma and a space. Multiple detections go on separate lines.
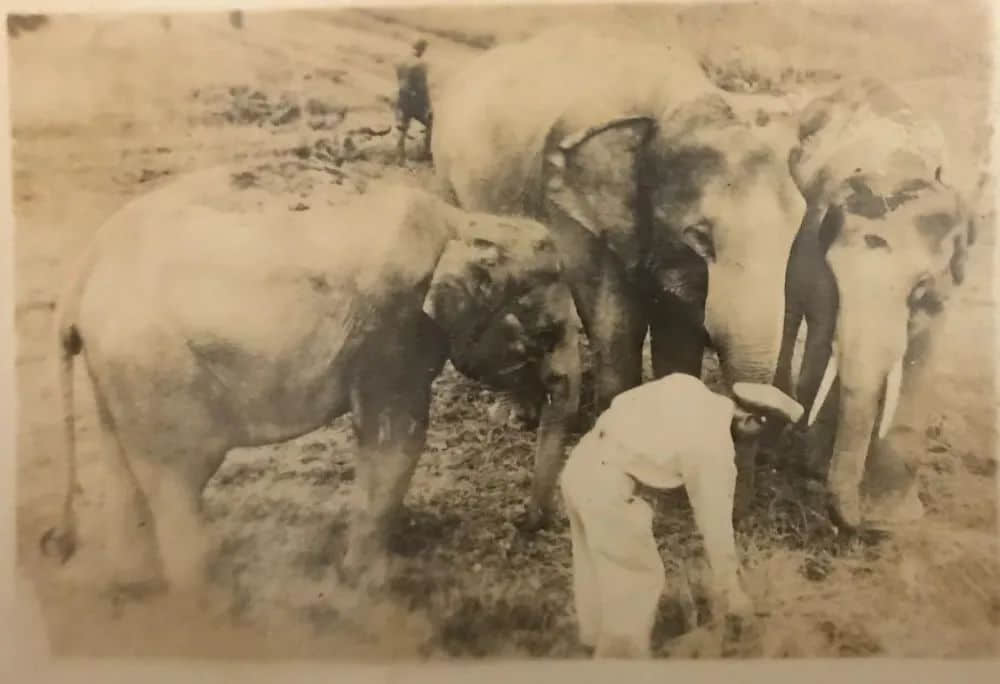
9, 2, 1000, 661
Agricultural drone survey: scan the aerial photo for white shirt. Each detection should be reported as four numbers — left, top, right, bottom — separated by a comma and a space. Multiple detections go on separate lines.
589, 374, 737, 491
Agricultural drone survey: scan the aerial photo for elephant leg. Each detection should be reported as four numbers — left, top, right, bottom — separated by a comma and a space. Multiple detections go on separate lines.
577, 255, 646, 416
96, 397, 164, 598
647, 294, 706, 380
128, 455, 218, 600
521, 330, 581, 532
342, 320, 445, 590
342, 413, 423, 591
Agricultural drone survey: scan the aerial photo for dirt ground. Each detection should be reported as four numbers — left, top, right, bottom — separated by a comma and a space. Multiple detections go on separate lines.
8, 1, 999, 661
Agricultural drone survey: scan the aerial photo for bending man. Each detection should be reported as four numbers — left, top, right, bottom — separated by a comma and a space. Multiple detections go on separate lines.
560, 373, 803, 658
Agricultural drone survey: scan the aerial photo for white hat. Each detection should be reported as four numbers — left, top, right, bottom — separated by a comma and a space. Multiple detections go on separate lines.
732, 382, 804, 424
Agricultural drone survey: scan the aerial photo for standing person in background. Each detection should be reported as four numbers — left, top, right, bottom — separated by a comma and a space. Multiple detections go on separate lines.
394, 39, 433, 165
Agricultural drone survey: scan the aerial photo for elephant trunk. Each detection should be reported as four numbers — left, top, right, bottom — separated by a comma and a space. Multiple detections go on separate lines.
820, 281, 909, 527
524, 328, 582, 530
703, 262, 787, 521
705, 263, 786, 385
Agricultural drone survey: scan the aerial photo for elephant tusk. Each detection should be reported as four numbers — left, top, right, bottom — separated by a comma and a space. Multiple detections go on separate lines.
808, 345, 838, 427
878, 355, 904, 440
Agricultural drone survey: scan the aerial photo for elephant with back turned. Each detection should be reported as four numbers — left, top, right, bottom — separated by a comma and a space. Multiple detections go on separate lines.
431, 26, 807, 517
775, 78, 980, 529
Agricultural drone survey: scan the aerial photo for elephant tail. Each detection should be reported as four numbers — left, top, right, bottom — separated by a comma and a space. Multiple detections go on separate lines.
39, 318, 83, 565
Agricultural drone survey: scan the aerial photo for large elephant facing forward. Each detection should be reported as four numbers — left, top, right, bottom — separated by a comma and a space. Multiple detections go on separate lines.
775, 78, 978, 529
432, 26, 806, 515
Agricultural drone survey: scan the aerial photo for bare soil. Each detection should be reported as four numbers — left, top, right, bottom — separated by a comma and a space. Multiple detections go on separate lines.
9, 2, 999, 661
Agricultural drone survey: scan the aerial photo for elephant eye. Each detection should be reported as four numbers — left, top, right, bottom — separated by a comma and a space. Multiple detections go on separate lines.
863, 234, 891, 250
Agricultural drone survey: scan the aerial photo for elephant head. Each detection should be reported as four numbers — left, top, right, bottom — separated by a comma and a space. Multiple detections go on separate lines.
424, 214, 581, 529
802, 169, 973, 526
543, 93, 806, 387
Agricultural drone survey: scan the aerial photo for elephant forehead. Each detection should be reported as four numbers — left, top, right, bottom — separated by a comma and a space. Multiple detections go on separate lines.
698, 167, 803, 238
793, 92, 946, 188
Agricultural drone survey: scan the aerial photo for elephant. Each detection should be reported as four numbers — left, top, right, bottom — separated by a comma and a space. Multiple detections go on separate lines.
431, 25, 807, 518
38, 175, 574, 601
424, 231, 580, 531
774, 77, 978, 530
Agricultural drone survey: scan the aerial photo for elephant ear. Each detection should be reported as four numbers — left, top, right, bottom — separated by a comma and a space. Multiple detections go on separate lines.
543, 116, 655, 275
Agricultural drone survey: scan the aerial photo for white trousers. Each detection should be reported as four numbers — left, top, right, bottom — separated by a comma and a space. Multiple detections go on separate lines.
560, 431, 750, 658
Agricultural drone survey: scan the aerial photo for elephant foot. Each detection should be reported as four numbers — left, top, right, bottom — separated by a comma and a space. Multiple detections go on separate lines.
514, 504, 552, 534
594, 635, 650, 660
339, 537, 392, 595
721, 586, 754, 620
578, 626, 598, 650
105, 576, 169, 615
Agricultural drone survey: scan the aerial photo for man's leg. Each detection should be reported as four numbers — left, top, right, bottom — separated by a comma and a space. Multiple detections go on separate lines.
561, 438, 665, 658
561, 461, 601, 648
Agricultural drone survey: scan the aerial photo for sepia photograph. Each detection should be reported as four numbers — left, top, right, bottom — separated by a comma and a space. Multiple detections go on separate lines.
3, 0, 998, 670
